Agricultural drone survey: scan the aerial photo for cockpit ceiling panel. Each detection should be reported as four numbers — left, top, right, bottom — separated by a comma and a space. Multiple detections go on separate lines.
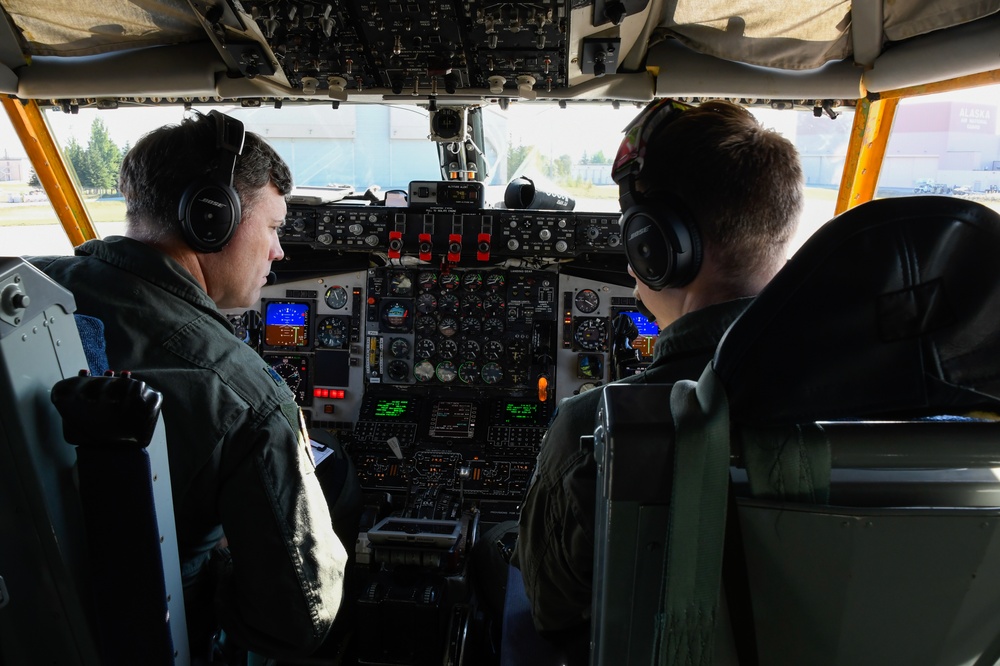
654, 0, 1000, 70
1, 0, 203, 56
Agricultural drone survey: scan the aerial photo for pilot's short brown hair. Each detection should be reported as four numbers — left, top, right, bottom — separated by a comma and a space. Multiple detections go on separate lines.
639, 100, 804, 294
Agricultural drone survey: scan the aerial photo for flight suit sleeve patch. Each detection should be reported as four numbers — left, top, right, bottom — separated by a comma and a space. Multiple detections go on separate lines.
265, 365, 285, 387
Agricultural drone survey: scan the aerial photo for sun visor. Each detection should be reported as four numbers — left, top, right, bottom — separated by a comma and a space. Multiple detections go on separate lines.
648, 39, 863, 100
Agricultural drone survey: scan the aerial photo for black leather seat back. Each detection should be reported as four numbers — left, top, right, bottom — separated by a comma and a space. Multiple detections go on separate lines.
715, 195, 1000, 424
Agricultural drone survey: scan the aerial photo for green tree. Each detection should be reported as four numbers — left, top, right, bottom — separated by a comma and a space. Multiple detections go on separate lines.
27, 168, 40, 187
590, 149, 609, 164
64, 136, 89, 189
542, 154, 572, 181
506, 143, 534, 181
86, 118, 121, 193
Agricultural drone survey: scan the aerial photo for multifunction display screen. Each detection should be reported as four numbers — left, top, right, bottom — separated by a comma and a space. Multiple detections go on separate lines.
428, 400, 476, 438
373, 398, 412, 419
502, 401, 542, 426
624, 310, 658, 336
264, 301, 310, 347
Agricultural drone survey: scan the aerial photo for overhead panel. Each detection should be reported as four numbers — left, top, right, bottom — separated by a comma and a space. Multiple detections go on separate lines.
236, 1, 572, 99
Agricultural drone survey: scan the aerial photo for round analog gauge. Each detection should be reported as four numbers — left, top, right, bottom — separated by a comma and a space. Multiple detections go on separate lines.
415, 315, 437, 336
418, 272, 439, 291
461, 317, 482, 335
574, 318, 608, 350
435, 360, 458, 383
578, 382, 598, 394
387, 360, 410, 381
390, 270, 413, 295
439, 338, 458, 359
324, 285, 348, 309
574, 289, 600, 314
461, 295, 483, 316
438, 317, 458, 337
483, 293, 505, 315
462, 272, 483, 290
389, 337, 411, 358
481, 361, 504, 385
381, 301, 412, 331
271, 359, 302, 392
415, 338, 437, 359
459, 361, 479, 384
484, 340, 504, 360
485, 273, 506, 290
483, 316, 504, 335
439, 293, 460, 314
317, 316, 348, 349
413, 360, 435, 382
416, 292, 438, 314
460, 339, 481, 360
440, 273, 461, 290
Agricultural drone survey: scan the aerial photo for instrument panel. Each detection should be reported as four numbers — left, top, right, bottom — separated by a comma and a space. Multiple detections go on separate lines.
225, 261, 651, 522
217, 192, 654, 527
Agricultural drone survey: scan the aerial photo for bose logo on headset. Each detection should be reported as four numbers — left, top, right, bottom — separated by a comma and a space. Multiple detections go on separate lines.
628, 224, 652, 242
195, 197, 226, 210
178, 110, 246, 253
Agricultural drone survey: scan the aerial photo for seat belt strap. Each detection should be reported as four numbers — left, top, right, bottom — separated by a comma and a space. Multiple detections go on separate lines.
654, 365, 730, 666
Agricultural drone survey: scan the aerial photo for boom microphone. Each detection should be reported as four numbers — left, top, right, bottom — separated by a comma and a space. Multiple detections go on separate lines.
266, 271, 277, 286
634, 297, 656, 324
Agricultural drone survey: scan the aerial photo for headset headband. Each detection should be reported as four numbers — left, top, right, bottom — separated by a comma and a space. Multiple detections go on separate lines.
208, 109, 245, 186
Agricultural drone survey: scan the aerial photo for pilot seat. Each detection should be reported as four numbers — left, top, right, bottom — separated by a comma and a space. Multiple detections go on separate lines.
0, 257, 188, 665
592, 195, 1000, 666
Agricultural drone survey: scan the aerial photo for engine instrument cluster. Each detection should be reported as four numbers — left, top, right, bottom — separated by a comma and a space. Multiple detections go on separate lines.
365, 267, 556, 391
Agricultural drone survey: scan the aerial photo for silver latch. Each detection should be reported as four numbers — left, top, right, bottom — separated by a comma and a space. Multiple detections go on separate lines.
0, 273, 31, 326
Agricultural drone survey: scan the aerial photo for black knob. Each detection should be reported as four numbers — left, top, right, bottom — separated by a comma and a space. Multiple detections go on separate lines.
604, 1, 627, 25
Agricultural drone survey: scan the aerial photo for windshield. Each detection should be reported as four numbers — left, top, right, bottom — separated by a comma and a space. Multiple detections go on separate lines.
2, 90, 999, 257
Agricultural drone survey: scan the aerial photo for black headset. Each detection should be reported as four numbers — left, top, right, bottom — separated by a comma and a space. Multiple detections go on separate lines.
613, 98, 703, 290
619, 188, 702, 290
178, 110, 246, 253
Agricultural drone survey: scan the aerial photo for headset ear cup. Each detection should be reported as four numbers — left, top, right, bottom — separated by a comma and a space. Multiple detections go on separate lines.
622, 198, 702, 290
178, 180, 242, 253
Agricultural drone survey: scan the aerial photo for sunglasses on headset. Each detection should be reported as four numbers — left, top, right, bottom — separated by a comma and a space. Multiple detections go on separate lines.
611, 98, 692, 186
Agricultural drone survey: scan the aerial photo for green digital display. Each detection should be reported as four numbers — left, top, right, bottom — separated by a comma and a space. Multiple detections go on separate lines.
504, 402, 538, 423
374, 398, 409, 418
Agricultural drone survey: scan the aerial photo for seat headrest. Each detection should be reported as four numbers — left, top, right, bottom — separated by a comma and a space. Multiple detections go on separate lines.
714, 195, 1000, 425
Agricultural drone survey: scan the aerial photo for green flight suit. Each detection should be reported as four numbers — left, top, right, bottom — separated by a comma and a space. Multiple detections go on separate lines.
513, 298, 751, 633
33, 236, 347, 660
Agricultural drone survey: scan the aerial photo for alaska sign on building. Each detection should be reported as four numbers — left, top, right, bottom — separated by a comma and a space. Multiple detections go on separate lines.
951, 103, 996, 133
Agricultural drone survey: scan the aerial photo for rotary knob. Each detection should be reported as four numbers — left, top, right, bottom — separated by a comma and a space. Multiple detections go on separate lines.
507, 238, 519, 250
538, 228, 551, 241
554, 240, 568, 253
316, 233, 333, 245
